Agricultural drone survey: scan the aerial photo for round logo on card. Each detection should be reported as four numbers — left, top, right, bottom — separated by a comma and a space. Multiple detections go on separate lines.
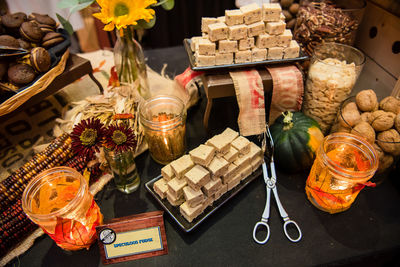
99, 228, 116, 245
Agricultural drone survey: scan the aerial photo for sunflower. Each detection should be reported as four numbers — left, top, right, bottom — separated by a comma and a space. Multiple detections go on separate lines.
71, 118, 106, 159
104, 123, 137, 153
93, 0, 157, 31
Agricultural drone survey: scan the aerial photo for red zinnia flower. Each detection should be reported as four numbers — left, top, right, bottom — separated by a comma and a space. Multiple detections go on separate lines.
104, 123, 137, 153
71, 118, 106, 159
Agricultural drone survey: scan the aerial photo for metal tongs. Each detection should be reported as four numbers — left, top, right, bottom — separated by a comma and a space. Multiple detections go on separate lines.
252, 126, 302, 244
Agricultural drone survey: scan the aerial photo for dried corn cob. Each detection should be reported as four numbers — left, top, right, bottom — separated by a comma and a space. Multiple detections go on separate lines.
65, 155, 91, 173
0, 218, 37, 257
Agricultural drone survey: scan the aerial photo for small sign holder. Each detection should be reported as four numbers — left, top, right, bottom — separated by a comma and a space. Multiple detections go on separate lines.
96, 210, 168, 264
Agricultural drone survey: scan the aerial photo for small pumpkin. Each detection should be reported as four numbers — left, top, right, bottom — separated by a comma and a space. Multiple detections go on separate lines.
270, 111, 324, 173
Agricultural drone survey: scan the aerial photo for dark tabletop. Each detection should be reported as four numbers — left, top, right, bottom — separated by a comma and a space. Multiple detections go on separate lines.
8, 46, 400, 267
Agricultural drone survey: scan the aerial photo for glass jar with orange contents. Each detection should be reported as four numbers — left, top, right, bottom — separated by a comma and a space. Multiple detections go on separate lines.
305, 133, 378, 214
22, 167, 103, 250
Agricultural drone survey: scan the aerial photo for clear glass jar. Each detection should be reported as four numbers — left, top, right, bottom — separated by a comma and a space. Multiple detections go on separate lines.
302, 42, 365, 134
104, 148, 140, 194
22, 167, 103, 250
305, 132, 378, 214
139, 95, 187, 165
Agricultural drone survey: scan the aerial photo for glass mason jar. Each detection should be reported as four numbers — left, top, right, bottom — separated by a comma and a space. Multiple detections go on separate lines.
305, 133, 378, 214
104, 148, 140, 194
22, 167, 103, 250
139, 95, 187, 165
302, 43, 365, 134
114, 26, 150, 99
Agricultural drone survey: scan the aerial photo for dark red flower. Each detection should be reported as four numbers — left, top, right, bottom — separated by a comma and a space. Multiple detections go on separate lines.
71, 118, 106, 159
104, 123, 137, 153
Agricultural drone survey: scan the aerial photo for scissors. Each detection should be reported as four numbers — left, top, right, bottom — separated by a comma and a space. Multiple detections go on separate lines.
252, 128, 302, 244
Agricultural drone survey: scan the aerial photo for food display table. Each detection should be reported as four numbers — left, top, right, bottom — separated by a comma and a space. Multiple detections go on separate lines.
6, 46, 400, 267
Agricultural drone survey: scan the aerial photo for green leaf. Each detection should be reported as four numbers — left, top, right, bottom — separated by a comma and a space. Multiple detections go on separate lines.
70, 1, 94, 13
137, 15, 156, 29
56, 13, 74, 35
161, 0, 174, 10
57, 0, 79, 9
101, 70, 110, 80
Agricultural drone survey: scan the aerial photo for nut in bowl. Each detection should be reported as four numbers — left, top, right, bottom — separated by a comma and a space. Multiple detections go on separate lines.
331, 91, 400, 181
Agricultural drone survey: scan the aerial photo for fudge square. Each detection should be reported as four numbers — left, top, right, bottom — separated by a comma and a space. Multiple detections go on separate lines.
190, 36, 203, 52
247, 21, 265, 37
276, 29, 293, 47
262, 3, 282, 22
180, 201, 203, 222
208, 22, 229, 42
228, 24, 247, 41
183, 186, 205, 208
223, 146, 239, 163
168, 177, 187, 198
235, 50, 252, 63
268, 47, 284, 59
196, 38, 216, 55
167, 190, 185, 206
170, 154, 194, 179
216, 52, 234, 65
202, 177, 222, 197
238, 37, 255, 51
189, 144, 216, 167
206, 134, 230, 155
220, 128, 239, 143
161, 164, 175, 181
195, 53, 215, 67
231, 136, 251, 155
202, 17, 219, 33
185, 165, 211, 191
153, 178, 168, 199
240, 3, 262, 25
256, 33, 278, 48
218, 40, 238, 53
265, 21, 286, 35
225, 9, 244, 26
284, 40, 300, 59
208, 156, 229, 177
251, 47, 267, 62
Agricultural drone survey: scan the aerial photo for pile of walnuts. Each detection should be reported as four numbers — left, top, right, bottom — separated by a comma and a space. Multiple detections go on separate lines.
332, 89, 400, 172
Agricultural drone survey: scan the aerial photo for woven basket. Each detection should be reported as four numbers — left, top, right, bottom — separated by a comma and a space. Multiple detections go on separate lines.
0, 49, 70, 117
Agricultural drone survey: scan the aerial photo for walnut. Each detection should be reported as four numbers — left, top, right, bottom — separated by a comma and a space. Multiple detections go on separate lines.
373, 143, 394, 172
395, 113, 400, 133
339, 102, 360, 127
377, 129, 400, 155
356, 89, 378, 112
379, 96, 400, 114
370, 110, 395, 131
351, 121, 375, 144
331, 122, 351, 133
360, 112, 372, 124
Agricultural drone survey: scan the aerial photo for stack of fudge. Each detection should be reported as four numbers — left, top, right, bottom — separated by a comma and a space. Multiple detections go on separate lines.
153, 128, 263, 223
190, 3, 300, 67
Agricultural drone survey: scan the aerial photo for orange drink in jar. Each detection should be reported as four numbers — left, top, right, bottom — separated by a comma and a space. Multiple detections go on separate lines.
22, 167, 103, 250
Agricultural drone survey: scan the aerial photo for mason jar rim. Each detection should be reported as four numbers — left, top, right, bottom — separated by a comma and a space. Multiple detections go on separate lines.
313, 42, 366, 67
22, 166, 87, 221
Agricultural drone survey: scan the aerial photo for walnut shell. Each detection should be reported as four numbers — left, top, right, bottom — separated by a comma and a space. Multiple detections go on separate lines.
339, 102, 360, 127
395, 113, 400, 133
356, 89, 378, 112
377, 129, 400, 155
373, 143, 394, 172
379, 96, 400, 114
371, 110, 395, 131
351, 121, 375, 144
360, 112, 372, 124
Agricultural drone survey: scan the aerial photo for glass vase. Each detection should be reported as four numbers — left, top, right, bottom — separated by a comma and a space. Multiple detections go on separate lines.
104, 148, 140, 194
114, 26, 150, 99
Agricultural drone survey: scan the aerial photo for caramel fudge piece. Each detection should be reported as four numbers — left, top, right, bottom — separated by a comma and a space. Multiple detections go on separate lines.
268, 47, 284, 59
185, 165, 211, 191
218, 40, 238, 53
251, 47, 267, 62
189, 144, 216, 167
262, 3, 282, 22
202, 17, 218, 33
161, 164, 175, 181
153, 178, 168, 199
190, 36, 203, 52
240, 164, 253, 180
284, 40, 300, 59
206, 135, 230, 155
225, 9, 244, 26
170, 155, 194, 179
247, 21, 265, 37
222, 163, 239, 184
251, 156, 263, 172
180, 201, 203, 222
238, 37, 255, 51
266, 21, 286, 35
227, 173, 242, 191
216, 52, 234, 65
214, 183, 228, 201
280, 13, 285, 21
168, 177, 187, 198
240, 3, 262, 25
195, 53, 216, 67
228, 24, 247, 41
208, 22, 228, 42
208, 156, 229, 177
217, 16, 226, 23
220, 128, 239, 143
202, 196, 214, 209
196, 38, 216, 55
183, 186, 205, 208
231, 136, 251, 156
202, 177, 222, 197
223, 146, 239, 163
276, 29, 292, 47
233, 153, 252, 171
248, 142, 262, 161
256, 33, 277, 48
167, 190, 185, 206
235, 50, 252, 63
